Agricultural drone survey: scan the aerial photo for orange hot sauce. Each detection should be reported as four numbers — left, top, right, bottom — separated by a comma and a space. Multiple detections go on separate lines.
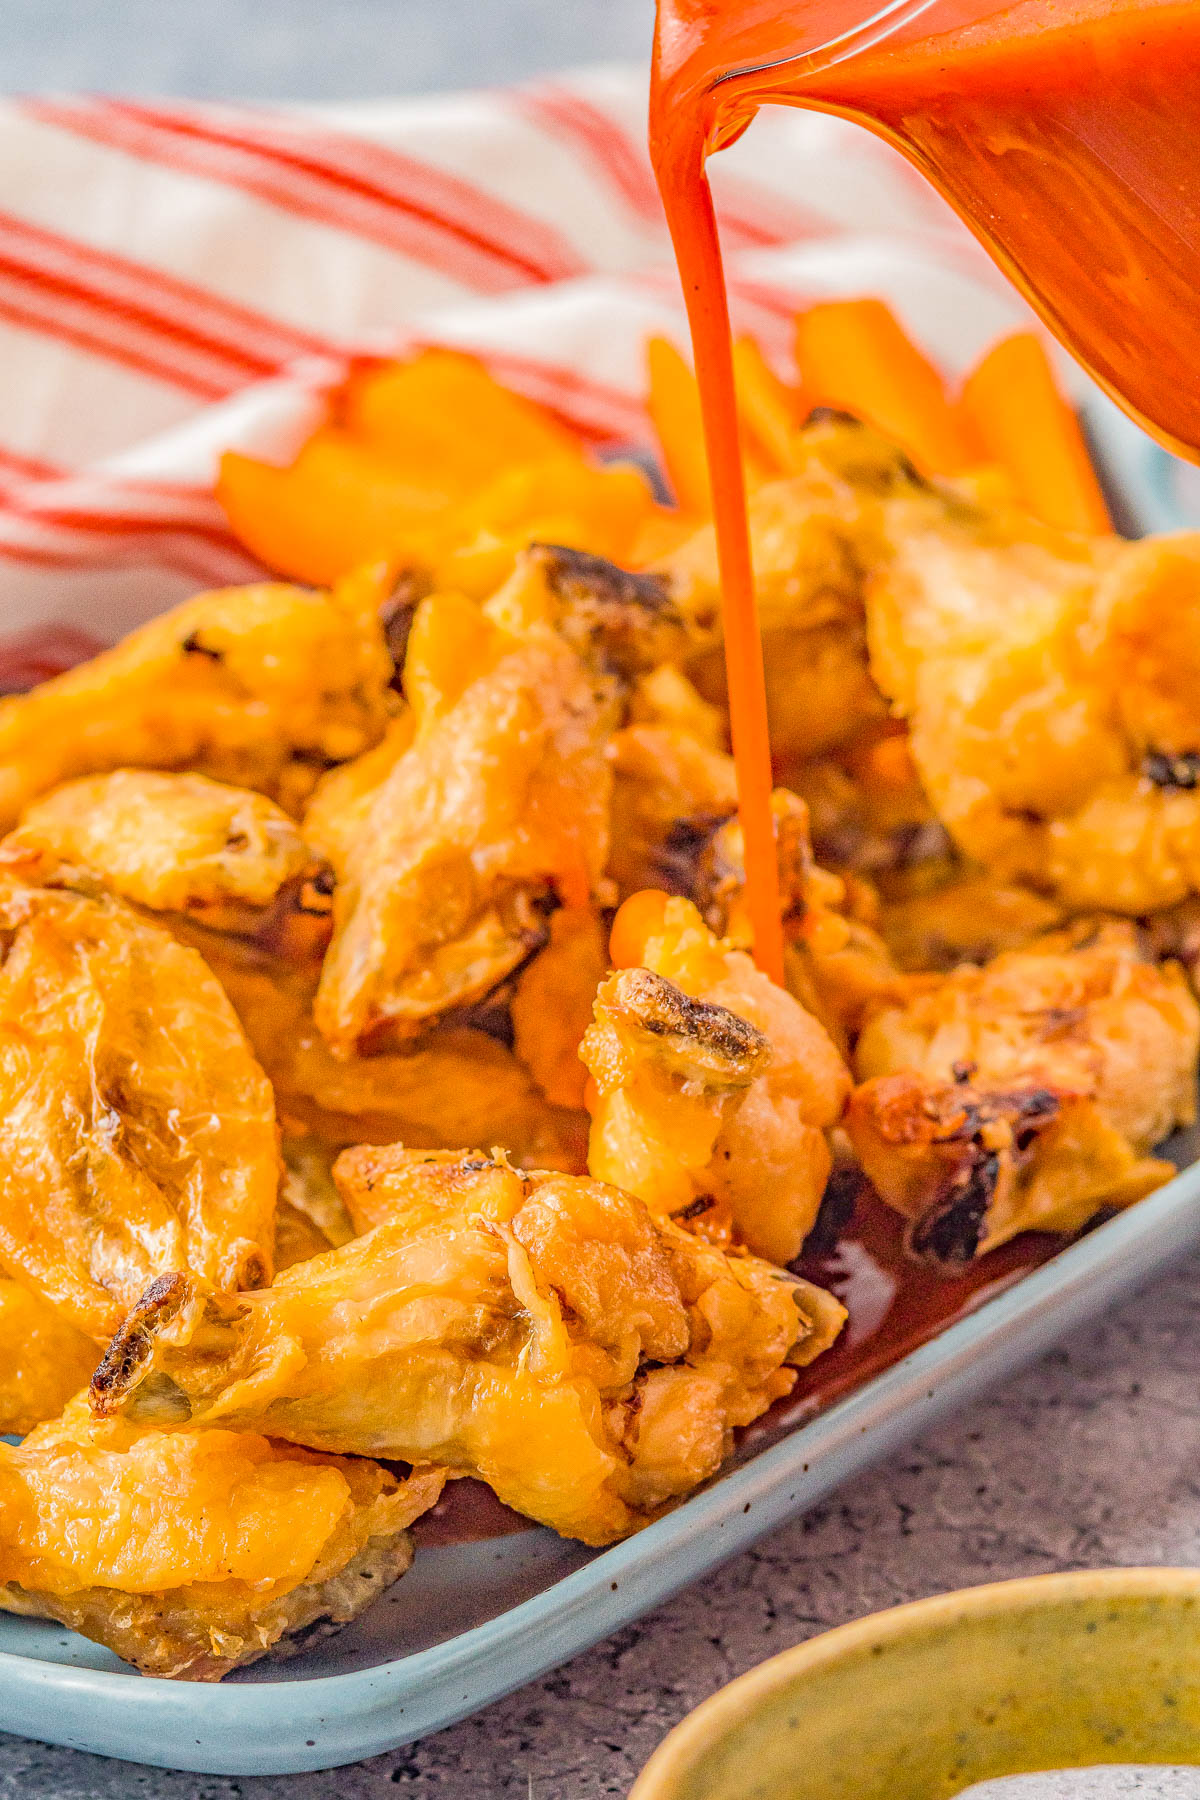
651, 0, 1200, 982
649, 150, 786, 985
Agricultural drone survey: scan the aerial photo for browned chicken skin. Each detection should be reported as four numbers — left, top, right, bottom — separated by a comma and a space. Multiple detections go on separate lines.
585, 896, 851, 1263
0, 575, 394, 831
0, 863, 280, 1340
315, 546, 693, 1054
0, 1396, 443, 1679
848, 925, 1200, 1265
90, 1151, 844, 1546
7, 770, 316, 927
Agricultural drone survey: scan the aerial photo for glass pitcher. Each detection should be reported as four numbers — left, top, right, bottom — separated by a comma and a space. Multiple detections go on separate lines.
652, 0, 1200, 458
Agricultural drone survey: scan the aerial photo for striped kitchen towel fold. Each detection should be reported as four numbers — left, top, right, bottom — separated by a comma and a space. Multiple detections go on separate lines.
0, 64, 1030, 637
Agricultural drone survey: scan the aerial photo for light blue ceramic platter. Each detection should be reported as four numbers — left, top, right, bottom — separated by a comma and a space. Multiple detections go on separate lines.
2, 395, 1199, 1777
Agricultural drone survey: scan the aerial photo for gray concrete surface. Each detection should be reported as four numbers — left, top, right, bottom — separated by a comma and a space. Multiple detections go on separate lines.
0, 0, 653, 100
3, 5, 1200, 1797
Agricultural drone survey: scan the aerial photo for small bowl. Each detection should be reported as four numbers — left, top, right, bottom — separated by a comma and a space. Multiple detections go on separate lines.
629, 1568, 1200, 1800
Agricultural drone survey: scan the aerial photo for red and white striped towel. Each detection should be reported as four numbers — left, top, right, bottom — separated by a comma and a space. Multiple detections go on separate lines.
0, 65, 1036, 640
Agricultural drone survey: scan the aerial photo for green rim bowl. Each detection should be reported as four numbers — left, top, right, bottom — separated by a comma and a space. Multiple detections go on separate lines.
629, 1568, 1200, 1800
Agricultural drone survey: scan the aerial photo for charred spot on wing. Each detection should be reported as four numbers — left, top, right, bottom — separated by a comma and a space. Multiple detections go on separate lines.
1007, 1086, 1060, 1148
803, 405, 865, 431
180, 631, 225, 663
654, 810, 736, 898
796, 1163, 861, 1264
908, 1150, 999, 1268
379, 568, 433, 693
921, 1081, 1061, 1148
534, 544, 674, 616
610, 965, 769, 1078
527, 543, 691, 678
800, 408, 928, 491
671, 1193, 717, 1223
907, 1081, 1061, 1269
88, 1271, 191, 1416
1143, 749, 1200, 791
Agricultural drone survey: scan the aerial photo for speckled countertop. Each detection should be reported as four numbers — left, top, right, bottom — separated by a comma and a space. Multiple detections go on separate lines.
4, 5, 1200, 1796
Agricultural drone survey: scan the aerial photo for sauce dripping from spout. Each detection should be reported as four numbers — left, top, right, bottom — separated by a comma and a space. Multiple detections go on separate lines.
655, 148, 786, 985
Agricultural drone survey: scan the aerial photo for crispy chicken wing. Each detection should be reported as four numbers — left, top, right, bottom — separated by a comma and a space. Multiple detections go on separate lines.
864, 490, 1200, 912
588, 895, 851, 1263
582, 966, 768, 1235
302, 714, 416, 877
91, 1152, 844, 1545
315, 546, 685, 1052
205, 941, 587, 1172
0, 577, 394, 831
785, 737, 954, 898
0, 1397, 443, 1679
680, 790, 904, 1056
878, 875, 1066, 973
0, 867, 279, 1339
7, 771, 314, 925
662, 416, 924, 760
848, 925, 1200, 1265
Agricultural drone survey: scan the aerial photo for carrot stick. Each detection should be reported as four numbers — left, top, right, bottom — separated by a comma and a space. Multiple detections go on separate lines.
342, 348, 577, 485
646, 335, 712, 514
795, 298, 977, 476
217, 429, 449, 585
647, 335, 774, 509
609, 889, 671, 968
958, 331, 1112, 534
732, 336, 802, 472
